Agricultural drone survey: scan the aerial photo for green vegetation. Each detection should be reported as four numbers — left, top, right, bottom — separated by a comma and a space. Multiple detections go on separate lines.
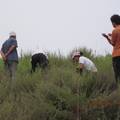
0, 48, 119, 120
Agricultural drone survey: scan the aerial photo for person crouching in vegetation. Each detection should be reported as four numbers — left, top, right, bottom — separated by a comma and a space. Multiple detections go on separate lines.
102, 14, 120, 83
72, 51, 97, 75
0, 32, 18, 80
31, 53, 49, 73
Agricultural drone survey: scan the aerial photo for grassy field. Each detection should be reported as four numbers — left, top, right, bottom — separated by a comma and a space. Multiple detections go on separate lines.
0, 48, 119, 120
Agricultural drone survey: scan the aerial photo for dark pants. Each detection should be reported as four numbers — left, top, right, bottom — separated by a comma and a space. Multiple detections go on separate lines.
112, 56, 120, 83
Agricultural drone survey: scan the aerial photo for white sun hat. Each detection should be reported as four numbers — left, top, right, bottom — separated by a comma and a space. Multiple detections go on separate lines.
72, 51, 80, 59
9, 32, 16, 36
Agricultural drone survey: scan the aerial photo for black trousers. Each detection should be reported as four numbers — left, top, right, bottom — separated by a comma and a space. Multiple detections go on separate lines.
112, 56, 120, 83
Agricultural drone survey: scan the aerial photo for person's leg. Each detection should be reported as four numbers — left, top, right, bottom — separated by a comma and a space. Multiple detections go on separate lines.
3, 61, 13, 91
9, 61, 18, 80
4, 62, 11, 78
115, 57, 120, 81
112, 57, 120, 83
8, 61, 18, 90
112, 57, 118, 83
31, 60, 37, 72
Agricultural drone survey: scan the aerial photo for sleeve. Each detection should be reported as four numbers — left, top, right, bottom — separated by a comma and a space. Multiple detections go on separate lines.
79, 57, 84, 64
111, 29, 118, 45
11, 39, 18, 47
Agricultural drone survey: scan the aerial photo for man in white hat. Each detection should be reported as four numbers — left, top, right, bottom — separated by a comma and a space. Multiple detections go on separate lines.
72, 51, 97, 74
0, 32, 18, 81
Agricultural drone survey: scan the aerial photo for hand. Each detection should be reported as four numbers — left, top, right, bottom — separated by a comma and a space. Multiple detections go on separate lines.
102, 33, 113, 45
2, 55, 6, 62
5, 53, 8, 57
0, 51, 7, 62
108, 33, 112, 36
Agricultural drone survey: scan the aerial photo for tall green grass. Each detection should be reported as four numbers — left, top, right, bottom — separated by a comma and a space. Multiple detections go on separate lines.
0, 49, 119, 120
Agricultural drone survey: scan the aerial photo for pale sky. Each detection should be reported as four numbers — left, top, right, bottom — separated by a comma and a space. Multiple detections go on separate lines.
0, 0, 120, 56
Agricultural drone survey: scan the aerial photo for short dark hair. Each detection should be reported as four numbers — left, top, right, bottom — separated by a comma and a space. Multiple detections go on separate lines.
110, 14, 120, 25
10, 36, 16, 39
80, 51, 83, 56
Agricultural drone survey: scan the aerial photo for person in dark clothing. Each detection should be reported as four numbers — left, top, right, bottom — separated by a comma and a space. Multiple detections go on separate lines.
102, 14, 120, 83
31, 53, 49, 72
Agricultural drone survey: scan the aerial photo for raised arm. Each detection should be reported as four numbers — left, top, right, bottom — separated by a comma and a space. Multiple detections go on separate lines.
102, 33, 115, 46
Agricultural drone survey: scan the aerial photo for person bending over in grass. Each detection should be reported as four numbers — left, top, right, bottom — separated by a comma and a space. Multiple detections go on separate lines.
102, 14, 120, 83
31, 53, 49, 73
72, 51, 97, 75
